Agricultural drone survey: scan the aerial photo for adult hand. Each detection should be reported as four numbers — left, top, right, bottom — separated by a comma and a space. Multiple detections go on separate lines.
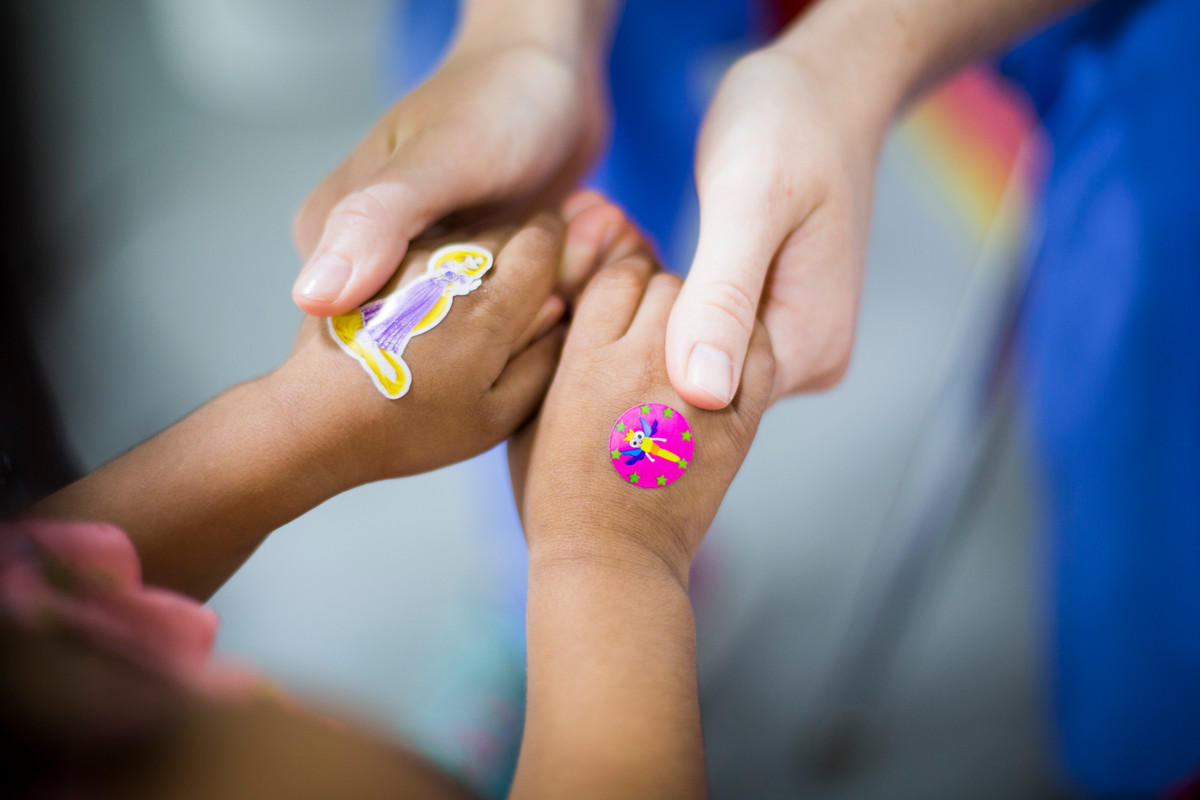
291, 30, 608, 316
665, 48, 885, 409
667, 0, 1083, 410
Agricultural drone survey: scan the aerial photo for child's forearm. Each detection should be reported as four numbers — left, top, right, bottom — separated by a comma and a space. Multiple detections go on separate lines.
28, 369, 356, 599
513, 547, 706, 800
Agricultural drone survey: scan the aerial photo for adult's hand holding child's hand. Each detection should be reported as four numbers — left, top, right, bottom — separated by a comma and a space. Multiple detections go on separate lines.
282, 192, 652, 487
291, 3, 614, 317
666, 47, 883, 411
508, 246, 774, 800
509, 252, 776, 585
282, 215, 568, 486
33, 193, 645, 600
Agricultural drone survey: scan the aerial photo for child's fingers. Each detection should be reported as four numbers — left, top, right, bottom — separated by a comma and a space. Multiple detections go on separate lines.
733, 318, 777, 421
560, 199, 654, 300
566, 254, 657, 349
510, 295, 566, 357
488, 324, 567, 429
626, 272, 684, 340
467, 213, 563, 345
561, 189, 611, 222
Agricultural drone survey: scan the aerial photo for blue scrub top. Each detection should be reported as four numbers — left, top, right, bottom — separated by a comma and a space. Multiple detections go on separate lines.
1002, 0, 1200, 793
388, 0, 759, 270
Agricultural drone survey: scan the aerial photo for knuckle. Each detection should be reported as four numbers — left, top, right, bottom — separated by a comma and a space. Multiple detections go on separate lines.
589, 257, 652, 295
328, 191, 392, 236
806, 358, 850, 390
722, 409, 758, 452
471, 290, 520, 340
695, 279, 758, 340
802, 327, 855, 390
505, 216, 561, 264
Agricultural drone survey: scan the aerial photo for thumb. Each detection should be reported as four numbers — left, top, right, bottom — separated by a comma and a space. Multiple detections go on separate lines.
291, 137, 482, 316
666, 199, 784, 410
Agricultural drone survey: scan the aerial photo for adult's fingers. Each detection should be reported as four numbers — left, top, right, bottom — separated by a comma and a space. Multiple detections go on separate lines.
291, 131, 498, 317
665, 187, 792, 410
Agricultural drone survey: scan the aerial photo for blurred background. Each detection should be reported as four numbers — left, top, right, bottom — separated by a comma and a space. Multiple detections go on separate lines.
9, 1, 1077, 797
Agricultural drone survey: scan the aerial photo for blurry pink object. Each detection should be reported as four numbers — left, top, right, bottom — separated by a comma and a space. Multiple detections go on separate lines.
0, 520, 255, 696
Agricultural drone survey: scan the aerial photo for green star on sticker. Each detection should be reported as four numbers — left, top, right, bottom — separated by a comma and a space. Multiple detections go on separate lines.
663, 407, 674, 418
629, 473, 640, 484
656, 475, 667, 486
682, 431, 692, 441
679, 460, 689, 470
641, 404, 652, 414
611, 450, 621, 460
616, 422, 626, 432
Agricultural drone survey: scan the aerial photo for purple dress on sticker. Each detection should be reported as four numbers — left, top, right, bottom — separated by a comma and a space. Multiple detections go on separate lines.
328, 244, 491, 400
361, 268, 476, 353
609, 403, 694, 489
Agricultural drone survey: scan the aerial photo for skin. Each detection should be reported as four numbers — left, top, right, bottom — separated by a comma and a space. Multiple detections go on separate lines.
667, 0, 1092, 409
2, 622, 479, 800
19, 199, 753, 798
30, 195, 643, 600
291, 0, 620, 313
507, 257, 776, 799
10, 194, 696, 799
292, 0, 1088, 410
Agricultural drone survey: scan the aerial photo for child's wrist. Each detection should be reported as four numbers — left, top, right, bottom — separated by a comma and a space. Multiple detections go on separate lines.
527, 523, 694, 590
253, 366, 372, 496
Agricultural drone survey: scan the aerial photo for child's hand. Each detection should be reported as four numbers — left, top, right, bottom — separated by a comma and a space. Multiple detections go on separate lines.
31, 194, 651, 600
278, 214, 572, 486
278, 193, 653, 488
508, 256, 776, 584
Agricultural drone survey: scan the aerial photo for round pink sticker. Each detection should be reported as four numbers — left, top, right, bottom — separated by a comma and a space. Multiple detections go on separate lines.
609, 403, 694, 488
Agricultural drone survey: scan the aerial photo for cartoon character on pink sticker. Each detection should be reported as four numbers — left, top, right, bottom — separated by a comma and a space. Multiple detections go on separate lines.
609, 403, 693, 488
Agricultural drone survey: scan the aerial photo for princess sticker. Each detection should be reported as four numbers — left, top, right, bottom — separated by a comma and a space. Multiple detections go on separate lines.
328, 243, 493, 399
608, 403, 694, 489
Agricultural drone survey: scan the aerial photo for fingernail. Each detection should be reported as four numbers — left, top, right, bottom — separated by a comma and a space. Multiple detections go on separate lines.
686, 343, 734, 404
295, 254, 351, 302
